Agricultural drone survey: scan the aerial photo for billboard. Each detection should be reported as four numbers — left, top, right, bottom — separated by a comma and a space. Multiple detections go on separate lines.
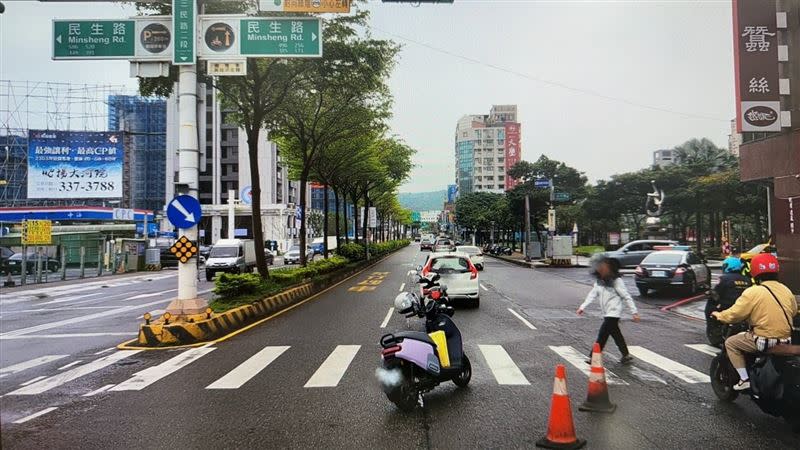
27, 130, 123, 199
733, 0, 780, 132
447, 184, 458, 203
504, 123, 521, 190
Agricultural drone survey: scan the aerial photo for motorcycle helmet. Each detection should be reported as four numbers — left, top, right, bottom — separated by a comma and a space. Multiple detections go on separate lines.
721, 256, 744, 274
394, 292, 415, 314
749, 253, 779, 278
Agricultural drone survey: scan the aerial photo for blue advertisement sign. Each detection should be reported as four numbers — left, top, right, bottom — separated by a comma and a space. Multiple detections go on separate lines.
27, 130, 123, 199
447, 184, 458, 203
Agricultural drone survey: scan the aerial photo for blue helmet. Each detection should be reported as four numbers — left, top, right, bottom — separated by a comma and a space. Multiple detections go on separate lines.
722, 256, 744, 273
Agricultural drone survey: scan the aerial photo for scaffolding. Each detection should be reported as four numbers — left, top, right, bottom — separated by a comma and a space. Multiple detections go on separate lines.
0, 80, 138, 207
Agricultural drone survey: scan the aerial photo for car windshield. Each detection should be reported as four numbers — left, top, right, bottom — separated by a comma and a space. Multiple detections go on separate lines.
642, 253, 684, 265
288, 246, 300, 252
457, 246, 480, 255
209, 246, 238, 258
430, 257, 470, 274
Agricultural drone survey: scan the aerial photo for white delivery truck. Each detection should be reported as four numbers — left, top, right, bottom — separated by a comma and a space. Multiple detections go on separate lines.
205, 239, 257, 281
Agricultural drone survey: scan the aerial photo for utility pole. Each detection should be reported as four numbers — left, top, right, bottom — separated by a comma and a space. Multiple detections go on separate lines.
524, 194, 531, 261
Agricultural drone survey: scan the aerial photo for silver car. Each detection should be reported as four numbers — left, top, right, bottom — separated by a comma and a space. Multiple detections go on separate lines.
602, 239, 678, 267
284, 245, 314, 265
456, 245, 485, 270
421, 251, 480, 308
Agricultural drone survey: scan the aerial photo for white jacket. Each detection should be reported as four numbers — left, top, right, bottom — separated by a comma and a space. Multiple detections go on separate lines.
579, 278, 639, 318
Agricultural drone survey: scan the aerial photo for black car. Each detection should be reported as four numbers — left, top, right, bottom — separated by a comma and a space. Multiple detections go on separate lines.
159, 246, 180, 268
6, 252, 60, 274
634, 250, 711, 296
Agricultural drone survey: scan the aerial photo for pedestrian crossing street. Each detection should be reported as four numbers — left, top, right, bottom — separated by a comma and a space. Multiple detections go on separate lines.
2, 342, 722, 402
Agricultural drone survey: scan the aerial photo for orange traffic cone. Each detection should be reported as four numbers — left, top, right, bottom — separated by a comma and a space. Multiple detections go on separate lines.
536, 364, 586, 449
579, 342, 616, 413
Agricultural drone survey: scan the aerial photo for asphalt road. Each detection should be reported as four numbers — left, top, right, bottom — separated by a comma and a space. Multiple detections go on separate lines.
1, 244, 797, 449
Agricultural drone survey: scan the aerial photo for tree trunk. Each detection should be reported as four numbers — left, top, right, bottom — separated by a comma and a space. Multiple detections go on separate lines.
299, 171, 309, 266
323, 185, 329, 259
334, 188, 341, 250
695, 209, 703, 255
247, 128, 269, 278
352, 191, 359, 244
362, 191, 369, 244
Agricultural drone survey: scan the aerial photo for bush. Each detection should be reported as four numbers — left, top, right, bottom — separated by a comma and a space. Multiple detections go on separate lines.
337, 243, 365, 261
574, 245, 605, 257
213, 273, 263, 298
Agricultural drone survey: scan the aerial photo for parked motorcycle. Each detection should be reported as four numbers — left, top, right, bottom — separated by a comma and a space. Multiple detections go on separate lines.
378, 273, 471, 411
710, 323, 800, 432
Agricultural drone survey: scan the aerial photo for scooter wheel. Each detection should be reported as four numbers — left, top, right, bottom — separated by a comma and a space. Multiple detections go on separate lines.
453, 354, 472, 388
710, 355, 738, 402
385, 363, 417, 412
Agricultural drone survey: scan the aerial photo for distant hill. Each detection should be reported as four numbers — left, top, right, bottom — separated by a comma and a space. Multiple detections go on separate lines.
398, 190, 447, 212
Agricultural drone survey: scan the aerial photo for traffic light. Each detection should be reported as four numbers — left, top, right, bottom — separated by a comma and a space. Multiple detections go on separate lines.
170, 235, 198, 264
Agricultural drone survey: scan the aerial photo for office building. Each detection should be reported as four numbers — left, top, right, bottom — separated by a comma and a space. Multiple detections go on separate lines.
652, 149, 676, 168
454, 105, 522, 195
728, 119, 742, 157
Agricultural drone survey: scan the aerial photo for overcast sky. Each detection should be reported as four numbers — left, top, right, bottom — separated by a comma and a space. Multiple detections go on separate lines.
0, 1, 735, 193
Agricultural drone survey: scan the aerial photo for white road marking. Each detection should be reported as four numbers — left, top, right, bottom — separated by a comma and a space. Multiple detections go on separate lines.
1, 333, 136, 340
12, 407, 58, 424
93, 347, 116, 355
480, 284, 489, 291
0, 299, 170, 337
605, 353, 667, 385
628, 346, 709, 383
380, 308, 395, 328
40, 292, 105, 305
111, 347, 215, 391
304, 345, 361, 388
478, 345, 530, 385
57, 360, 83, 371
399, 283, 405, 292
206, 346, 289, 390
129, 289, 178, 300
0, 355, 69, 376
548, 346, 628, 385
0, 306, 122, 314
685, 344, 721, 357
7, 350, 141, 395
82, 384, 115, 397
140, 309, 166, 317
20, 375, 47, 386
507, 308, 537, 330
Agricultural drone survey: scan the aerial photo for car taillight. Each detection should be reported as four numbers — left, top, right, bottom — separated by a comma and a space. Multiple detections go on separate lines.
469, 262, 478, 280
635, 266, 645, 276
381, 345, 401, 356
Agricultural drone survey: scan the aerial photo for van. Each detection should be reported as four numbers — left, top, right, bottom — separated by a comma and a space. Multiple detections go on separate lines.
205, 239, 256, 281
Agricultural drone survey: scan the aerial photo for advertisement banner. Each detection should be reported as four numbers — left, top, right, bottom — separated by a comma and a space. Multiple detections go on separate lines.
733, 0, 780, 132
27, 130, 123, 199
447, 184, 458, 203
504, 123, 521, 190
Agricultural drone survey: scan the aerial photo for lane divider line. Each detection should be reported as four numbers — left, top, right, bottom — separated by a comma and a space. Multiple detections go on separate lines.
480, 283, 489, 292
82, 384, 115, 397
507, 308, 537, 330
380, 308, 394, 328
398, 283, 405, 292
12, 407, 58, 424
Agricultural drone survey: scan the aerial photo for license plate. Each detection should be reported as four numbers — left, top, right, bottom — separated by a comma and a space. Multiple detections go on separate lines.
651, 270, 667, 277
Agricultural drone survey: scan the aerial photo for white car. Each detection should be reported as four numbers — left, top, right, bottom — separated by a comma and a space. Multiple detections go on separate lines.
421, 251, 480, 308
456, 245, 484, 271
284, 245, 314, 265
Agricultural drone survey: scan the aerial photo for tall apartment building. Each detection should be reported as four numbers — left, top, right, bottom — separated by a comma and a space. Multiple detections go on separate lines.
652, 149, 676, 168
727, 119, 742, 157
454, 105, 521, 195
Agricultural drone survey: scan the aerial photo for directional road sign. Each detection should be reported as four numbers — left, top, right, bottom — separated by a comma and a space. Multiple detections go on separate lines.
241, 18, 321, 57
534, 178, 551, 188
167, 195, 202, 229
52, 20, 135, 59
173, 0, 196, 64
553, 192, 571, 202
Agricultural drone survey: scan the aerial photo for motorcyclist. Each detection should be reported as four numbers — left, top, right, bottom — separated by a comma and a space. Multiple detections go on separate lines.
706, 256, 751, 345
711, 253, 798, 391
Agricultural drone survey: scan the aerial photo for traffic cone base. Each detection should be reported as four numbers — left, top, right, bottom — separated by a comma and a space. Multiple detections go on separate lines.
536, 365, 587, 449
579, 343, 616, 414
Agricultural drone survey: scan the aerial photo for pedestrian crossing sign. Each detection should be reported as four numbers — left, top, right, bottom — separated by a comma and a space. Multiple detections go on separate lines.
170, 235, 198, 263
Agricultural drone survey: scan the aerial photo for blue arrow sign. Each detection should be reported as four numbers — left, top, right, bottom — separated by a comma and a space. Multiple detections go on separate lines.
167, 195, 202, 229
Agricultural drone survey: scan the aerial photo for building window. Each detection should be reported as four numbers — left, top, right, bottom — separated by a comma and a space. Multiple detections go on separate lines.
498, 175, 505, 181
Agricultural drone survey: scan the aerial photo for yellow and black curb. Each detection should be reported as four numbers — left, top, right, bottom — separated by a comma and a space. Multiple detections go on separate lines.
118, 248, 405, 350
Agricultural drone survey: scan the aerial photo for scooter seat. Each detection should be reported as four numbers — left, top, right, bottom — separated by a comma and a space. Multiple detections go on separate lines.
394, 331, 436, 347
766, 344, 800, 356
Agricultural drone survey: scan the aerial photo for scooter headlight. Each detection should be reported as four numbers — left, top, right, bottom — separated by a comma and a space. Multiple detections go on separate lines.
394, 292, 415, 314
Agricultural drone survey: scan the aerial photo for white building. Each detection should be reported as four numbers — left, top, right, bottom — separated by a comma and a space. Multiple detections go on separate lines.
728, 119, 742, 157
454, 105, 521, 195
653, 149, 676, 168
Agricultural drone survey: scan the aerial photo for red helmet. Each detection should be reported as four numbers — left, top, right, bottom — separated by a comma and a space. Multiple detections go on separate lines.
750, 253, 779, 278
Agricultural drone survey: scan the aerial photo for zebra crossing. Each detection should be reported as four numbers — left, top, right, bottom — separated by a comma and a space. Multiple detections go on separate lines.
1, 342, 722, 404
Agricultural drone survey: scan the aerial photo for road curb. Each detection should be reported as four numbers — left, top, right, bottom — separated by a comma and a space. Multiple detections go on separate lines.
486, 254, 536, 269
118, 249, 402, 350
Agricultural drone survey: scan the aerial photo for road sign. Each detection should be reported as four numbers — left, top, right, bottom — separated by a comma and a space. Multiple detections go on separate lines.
167, 195, 202, 229
52, 20, 135, 60
113, 208, 135, 221
240, 18, 322, 57
22, 220, 52, 245
173, 0, 195, 64
368, 207, 377, 228
534, 178, 551, 188
207, 59, 247, 76
169, 235, 198, 263
553, 192, 571, 202
259, 0, 351, 13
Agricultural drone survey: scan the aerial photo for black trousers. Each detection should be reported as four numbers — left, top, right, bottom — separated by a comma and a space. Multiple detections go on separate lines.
593, 317, 629, 357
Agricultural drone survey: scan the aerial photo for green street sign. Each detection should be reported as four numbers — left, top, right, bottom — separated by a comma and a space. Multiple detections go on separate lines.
52, 20, 135, 59
240, 18, 321, 57
173, 0, 196, 64
554, 192, 571, 202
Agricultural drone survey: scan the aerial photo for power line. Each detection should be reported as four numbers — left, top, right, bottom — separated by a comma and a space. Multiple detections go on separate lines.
372, 26, 730, 123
